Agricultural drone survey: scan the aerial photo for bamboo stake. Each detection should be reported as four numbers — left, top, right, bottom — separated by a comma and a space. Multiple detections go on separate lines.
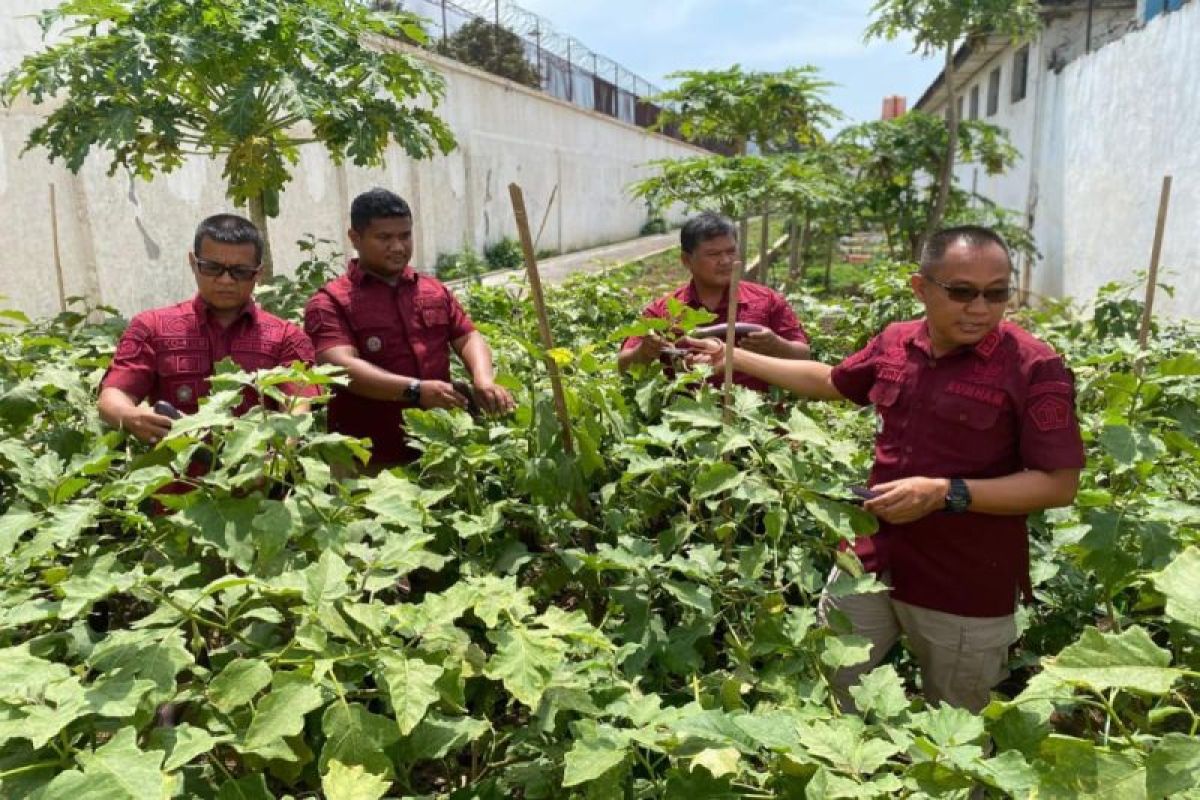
1138, 176, 1172, 351
721, 258, 744, 424
534, 183, 559, 251
509, 183, 574, 455
49, 183, 67, 313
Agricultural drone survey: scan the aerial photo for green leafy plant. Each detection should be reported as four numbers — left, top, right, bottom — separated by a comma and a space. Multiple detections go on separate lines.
0, 252, 1196, 797
484, 237, 525, 272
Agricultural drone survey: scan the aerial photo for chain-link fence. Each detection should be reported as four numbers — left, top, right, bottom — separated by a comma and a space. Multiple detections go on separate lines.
387, 0, 680, 135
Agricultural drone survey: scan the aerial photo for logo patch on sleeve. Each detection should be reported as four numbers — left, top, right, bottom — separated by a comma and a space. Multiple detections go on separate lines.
115, 338, 141, 359
1029, 394, 1073, 431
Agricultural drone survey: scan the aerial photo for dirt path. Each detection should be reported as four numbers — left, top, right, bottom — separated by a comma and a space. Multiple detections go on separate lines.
446, 231, 678, 291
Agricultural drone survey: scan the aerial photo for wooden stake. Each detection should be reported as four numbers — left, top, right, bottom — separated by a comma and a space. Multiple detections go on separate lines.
509, 183, 574, 455
1138, 176, 1172, 351
534, 183, 559, 251
49, 183, 67, 312
722, 258, 744, 424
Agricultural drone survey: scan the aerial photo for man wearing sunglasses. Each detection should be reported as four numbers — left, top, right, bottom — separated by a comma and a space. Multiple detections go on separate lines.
684, 225, 1085, 712
98, 214, 317, 442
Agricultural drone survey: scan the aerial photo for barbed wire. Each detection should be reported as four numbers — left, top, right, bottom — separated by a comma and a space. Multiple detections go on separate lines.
380, 0, 670, 121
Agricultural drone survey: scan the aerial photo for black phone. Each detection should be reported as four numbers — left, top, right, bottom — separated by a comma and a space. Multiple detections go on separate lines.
153, 400, 183, 420
850, 485, 879, 502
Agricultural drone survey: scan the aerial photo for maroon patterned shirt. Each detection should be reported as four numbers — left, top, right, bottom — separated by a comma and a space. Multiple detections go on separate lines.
304, 259, 476, 465
101, 295, 317, 413
621, 280, 809, 391
830, 319, 1086, 617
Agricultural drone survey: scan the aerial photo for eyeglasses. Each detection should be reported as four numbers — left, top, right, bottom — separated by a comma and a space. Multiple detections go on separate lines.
194, 258, 261, 282
926, 276, 1015, 304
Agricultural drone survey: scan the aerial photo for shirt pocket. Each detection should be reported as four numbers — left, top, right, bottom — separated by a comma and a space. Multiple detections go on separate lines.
156, 339, 212, 381
867, 379, 902, 408
415, 296, 451, 329
157, 348, 211, 411
932, 392, 1003, 431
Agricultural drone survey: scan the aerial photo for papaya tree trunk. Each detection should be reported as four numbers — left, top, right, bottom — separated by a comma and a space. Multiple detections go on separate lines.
738, 215, 749, 264
919, 42, 960, 260
787, 214, 802, 283
248, 192, 276, 279
758, 205, 770, 286
798, 218, 813, 282
824, 236, 834, 292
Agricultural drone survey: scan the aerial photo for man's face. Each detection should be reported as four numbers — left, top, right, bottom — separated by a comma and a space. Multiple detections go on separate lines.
190, 237, 260, 313
349, 216, 414, 277
911, 240, 1012, 355
682, 234, 739, 290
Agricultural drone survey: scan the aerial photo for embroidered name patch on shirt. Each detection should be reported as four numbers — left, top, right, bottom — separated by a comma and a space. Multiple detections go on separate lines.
946, 380, 1006, 407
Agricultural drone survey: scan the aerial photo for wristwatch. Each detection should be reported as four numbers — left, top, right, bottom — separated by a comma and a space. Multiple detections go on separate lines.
403, 379, 422, 404
945, 478, 971, 513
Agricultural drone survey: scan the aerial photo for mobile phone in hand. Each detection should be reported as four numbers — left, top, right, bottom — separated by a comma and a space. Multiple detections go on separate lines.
850, 485, 879, 502
153, 400, 182, 420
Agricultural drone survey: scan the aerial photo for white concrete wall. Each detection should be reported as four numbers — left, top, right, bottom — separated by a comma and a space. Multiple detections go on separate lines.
1030, 0, 1200, 315
0, 1, 704, 318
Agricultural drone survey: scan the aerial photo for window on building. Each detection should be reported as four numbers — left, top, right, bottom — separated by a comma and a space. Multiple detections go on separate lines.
957, 95, 965, 121
986, 67, 1001, 116
1011, 45, 1029, 103
1144, 0, 1186, 23
969, 84, 980, 120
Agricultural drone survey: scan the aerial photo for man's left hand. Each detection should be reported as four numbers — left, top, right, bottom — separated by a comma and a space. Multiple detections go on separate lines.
740, 329, 788, 357
473, 380, 515, 415
863, 477, 950, 524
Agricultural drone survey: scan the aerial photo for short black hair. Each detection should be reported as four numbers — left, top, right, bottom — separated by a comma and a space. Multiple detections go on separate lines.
351, 187, 412, 232
680, 211, 738, 254
920, 225, 1012, 275
193, 214, 263, 264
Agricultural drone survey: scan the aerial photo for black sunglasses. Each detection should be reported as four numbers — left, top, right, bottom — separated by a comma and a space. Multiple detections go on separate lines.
926, 276, 1015, 305
194, 258, 261, 282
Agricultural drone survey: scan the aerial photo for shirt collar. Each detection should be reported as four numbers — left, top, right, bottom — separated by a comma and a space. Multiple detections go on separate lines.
347, 257, 417, 286
679, 280, 747, 311
909, 319, 1005, 361
191, 294, 257, 328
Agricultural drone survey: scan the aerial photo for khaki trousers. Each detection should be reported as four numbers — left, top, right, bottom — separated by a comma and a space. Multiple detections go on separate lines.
818, 569, 1018, 713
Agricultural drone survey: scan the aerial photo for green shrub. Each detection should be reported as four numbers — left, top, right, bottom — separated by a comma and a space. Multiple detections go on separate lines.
484, 237, 524, 271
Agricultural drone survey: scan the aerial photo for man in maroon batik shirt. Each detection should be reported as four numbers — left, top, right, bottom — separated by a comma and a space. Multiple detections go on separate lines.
304, 188, 514, 469
98, 214, 317, 442
686, 225, 1085, 712
618, 212, 810, 390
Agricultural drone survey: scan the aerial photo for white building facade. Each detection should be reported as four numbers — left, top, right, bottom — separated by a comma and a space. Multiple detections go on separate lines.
915, 0, 1200, 317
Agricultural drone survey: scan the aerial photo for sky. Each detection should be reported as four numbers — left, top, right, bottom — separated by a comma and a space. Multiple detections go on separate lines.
514, 0, 944, 129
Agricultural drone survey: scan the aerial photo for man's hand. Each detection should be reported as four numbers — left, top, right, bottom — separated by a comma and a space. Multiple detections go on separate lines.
740, 329, 789, 357
680, 336, 727, 371
863, 477, 950, 525
472, 379, 515, 415
419, 380, 469, 410
636, 332, 669, 362
120, 407, 174, 444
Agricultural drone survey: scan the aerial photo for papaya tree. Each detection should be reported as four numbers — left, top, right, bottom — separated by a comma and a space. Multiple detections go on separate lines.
838, 111, 1020, 260
650, 65, 840, 260
865, 0, 1040, 255
1, 0, 456, 276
